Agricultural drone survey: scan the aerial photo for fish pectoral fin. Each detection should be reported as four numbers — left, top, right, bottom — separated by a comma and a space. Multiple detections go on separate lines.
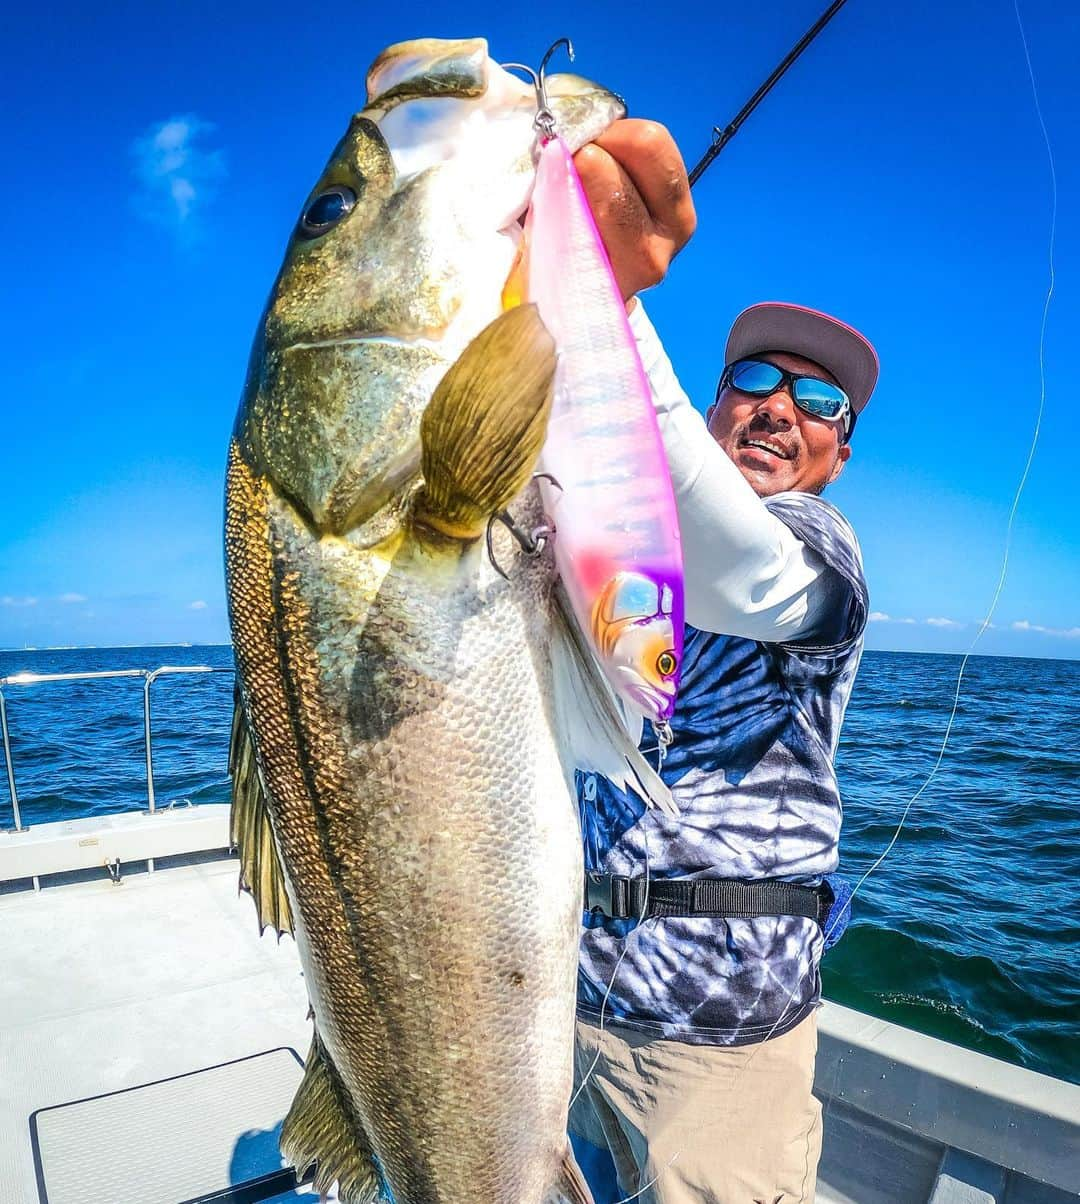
281, 1036, 383, 1204
545, 1145, 596, 1204
228, 691, 294, 938
413, 304, 556, 541
551, 589, 676, 817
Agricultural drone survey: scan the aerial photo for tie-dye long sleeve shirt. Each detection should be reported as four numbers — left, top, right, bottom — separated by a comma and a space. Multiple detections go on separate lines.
576, 306, 868, 1046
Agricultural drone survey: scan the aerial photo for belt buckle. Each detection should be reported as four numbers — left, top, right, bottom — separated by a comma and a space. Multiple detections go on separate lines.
585, 872, 615, 917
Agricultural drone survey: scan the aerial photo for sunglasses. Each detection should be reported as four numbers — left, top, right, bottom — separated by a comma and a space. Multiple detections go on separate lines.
719, 359, 852, 436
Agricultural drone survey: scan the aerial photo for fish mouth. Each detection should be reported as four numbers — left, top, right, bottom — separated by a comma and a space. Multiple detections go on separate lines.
492, 79, 627, 274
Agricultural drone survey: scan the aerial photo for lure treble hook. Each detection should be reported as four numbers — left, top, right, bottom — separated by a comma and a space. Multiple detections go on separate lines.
502, 37, 576, 140
484, 472, 562, 580
485, 512, 554, 581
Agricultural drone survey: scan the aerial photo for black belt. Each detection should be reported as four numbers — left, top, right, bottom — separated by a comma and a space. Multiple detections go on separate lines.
585, 873, 833, 926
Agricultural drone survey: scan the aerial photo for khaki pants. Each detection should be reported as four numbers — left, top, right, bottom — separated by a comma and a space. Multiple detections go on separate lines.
568, 1013, 822, 1204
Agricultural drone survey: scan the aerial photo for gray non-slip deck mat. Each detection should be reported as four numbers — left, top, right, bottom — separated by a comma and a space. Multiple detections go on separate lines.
30, 1048, 304, 1204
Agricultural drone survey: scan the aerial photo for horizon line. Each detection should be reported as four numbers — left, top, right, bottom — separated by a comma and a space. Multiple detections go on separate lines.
0, 641, 1077, 664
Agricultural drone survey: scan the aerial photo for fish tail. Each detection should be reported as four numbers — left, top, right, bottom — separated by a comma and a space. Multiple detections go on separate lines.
280, 1035, 383, 1203
413, 304, 556, 540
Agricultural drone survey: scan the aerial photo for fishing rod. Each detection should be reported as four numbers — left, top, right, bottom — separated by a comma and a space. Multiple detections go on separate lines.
688, 0, 850, 188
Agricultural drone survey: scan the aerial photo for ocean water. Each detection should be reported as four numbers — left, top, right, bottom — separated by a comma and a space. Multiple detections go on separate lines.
1, 645, 1077, 1085
829, 650, 1080, 1087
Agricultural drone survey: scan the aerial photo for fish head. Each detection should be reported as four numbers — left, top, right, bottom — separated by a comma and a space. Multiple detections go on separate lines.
590, 572, 682, 723
235, 37, 625, 536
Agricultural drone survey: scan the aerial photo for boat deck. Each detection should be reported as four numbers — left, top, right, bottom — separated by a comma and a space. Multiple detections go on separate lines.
1, 809, 1077, 1203
1, 826, 316, 1203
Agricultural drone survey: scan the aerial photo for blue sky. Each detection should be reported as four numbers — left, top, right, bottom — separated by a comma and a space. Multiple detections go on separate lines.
2, 0, 1077, 658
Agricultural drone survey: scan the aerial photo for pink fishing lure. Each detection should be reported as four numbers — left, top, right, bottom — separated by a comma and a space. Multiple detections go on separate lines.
524, 134, 684, 726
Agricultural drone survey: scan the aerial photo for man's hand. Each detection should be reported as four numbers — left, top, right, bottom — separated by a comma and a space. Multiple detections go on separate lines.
573, 119, 697, 303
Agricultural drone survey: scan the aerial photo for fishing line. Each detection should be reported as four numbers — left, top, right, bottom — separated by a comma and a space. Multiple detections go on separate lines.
582, 1, 1058, 1193
818, 0, 1056, 949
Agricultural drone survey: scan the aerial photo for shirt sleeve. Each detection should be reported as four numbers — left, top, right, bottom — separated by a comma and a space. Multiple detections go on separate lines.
628, 301, 859, 646
766, 492, 869, 653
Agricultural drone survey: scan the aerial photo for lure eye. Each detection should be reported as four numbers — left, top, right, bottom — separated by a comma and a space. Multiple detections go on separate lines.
656, 651, 677, 678
298, 184, 358, 239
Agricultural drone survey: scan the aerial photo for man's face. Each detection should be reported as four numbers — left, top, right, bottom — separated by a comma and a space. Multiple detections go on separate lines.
706, 350, 852, 497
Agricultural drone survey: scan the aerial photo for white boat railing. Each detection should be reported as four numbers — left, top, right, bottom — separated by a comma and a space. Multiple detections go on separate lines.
0, 665, 234, 833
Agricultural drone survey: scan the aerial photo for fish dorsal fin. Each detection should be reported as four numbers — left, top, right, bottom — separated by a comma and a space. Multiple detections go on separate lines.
281, 1036, 383, 1203
413, 304, 556, 542
366, 38, 488, 111
550, 588, 675, 816
228, 693, 294, 937
545, 1145, 596, 1204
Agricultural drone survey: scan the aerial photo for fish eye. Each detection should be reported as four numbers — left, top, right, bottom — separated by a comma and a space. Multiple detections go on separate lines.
298, 184, 358, 239
656, 651, 677, 678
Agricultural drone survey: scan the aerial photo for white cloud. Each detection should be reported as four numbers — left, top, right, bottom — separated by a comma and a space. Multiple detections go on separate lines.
1011, 619, 1080, 638
131, 115, 225, 234
1, 596, 38, 607
189, 600, 208, 610
867, 612, 969, 628
58, 593, 88, 604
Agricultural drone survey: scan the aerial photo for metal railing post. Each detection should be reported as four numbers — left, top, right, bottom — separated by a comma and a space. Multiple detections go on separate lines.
141, 673, 156, 872
142, 666, 227, 818
0, 688, 27, 832
143, 672, 156, 814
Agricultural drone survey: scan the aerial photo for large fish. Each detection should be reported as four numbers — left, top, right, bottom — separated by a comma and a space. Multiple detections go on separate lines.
225, 37, 668, 1204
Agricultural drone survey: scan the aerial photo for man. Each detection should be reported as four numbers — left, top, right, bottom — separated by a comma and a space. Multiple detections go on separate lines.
567, 123, 875, 1202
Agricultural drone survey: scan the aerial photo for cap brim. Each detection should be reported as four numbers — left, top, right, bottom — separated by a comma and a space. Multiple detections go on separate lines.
725, 303, 879, 415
